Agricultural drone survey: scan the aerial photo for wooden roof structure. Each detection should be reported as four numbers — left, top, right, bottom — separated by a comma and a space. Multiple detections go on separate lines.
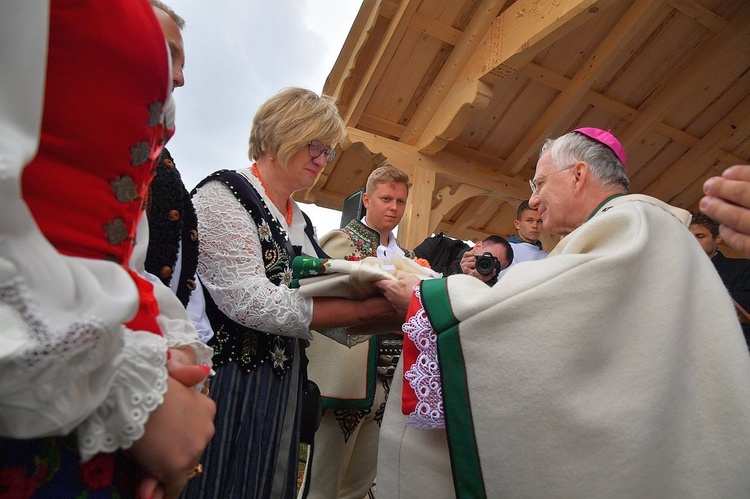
294, 0, 750, 251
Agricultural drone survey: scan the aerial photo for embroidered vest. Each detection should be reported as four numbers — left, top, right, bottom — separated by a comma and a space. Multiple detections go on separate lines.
338, 219, 403, 381
194, 170, 325, 377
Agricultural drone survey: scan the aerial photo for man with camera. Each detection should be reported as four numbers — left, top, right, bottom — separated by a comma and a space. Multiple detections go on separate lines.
448, 235, 514, 286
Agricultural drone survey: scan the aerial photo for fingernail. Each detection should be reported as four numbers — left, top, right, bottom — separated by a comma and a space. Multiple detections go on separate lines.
703, 178, 714, 193
200, 365, 211, 375
166, 350, 172, 360
699, 197, 710, 210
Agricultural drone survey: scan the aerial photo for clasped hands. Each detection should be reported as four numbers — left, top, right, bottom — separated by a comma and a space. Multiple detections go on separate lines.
128, 346, 215, 499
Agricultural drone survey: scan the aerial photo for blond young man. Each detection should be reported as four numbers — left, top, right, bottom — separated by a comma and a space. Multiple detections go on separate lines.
305, 165, 409, 498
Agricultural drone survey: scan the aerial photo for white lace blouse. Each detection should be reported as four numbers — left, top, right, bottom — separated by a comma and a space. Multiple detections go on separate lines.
192, 169, 352, 345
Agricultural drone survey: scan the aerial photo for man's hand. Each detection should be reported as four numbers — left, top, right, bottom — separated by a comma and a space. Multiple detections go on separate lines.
702, 165, 750, 257
459, 251, 496, 283
374, 274, 420, 316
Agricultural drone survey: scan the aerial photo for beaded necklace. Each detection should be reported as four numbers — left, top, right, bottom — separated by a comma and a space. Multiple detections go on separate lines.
251, 163, 293, 226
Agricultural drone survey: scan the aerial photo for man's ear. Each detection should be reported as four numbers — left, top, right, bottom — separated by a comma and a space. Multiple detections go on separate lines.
513, 219, 521, 230
573, 162, 588, 195
362, 192, 370, 210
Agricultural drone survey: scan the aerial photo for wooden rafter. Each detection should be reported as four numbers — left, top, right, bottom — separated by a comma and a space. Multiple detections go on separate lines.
618, 2, 750, 148
342, 0, 422, 126
429, 184, 492, 230
451, 195, 497, 233
326, 0, 384, 101
346, 127, 531, 199
644, 93, 750, 201
500, 0, 665, 174
399, 0, 510, 147
516, 62, 748, 165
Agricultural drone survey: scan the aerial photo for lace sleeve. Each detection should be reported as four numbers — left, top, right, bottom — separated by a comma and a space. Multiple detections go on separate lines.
193, 180, 313, 339
402, 285, 445, 430
0, 258, 169, 462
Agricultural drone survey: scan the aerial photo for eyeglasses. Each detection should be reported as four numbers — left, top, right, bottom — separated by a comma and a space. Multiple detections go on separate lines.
307, 140, 337, 164
529, 164, 576, 196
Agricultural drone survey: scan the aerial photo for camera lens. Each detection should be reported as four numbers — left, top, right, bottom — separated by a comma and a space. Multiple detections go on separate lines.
475, 252, 498, 276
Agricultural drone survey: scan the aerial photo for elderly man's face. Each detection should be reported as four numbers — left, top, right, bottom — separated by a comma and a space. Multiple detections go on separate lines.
530, 150, 577, 236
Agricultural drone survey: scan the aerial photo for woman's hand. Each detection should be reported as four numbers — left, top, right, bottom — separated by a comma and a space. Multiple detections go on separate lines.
701, 165, 750, 257
374, 274, 420, 317
126, 375, 215, 499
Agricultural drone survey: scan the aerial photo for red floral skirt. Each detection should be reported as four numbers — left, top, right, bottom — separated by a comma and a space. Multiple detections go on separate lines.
0, 435, 138, 498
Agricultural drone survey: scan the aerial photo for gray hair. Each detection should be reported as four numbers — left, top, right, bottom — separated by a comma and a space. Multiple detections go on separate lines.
540, 132, 629, 192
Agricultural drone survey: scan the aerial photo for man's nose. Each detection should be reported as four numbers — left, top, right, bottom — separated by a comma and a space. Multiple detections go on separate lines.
173, 66, 185, 88
529, 193, 540, 208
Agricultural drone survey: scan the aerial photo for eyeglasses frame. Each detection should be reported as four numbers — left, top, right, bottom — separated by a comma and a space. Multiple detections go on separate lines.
307, 140, 337, 164
529, 163, 578, 196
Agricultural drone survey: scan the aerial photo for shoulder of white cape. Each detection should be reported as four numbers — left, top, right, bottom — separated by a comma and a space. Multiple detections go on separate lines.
599, 194, 691, 227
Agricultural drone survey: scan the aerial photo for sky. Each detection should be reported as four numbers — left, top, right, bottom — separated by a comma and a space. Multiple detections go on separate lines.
164, 0, 363, 236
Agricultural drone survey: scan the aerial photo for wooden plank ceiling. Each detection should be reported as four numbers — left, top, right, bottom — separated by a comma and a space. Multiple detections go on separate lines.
294, 0, 750, 251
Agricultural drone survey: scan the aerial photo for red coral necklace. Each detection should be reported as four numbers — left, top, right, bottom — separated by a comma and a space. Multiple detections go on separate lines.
251, 163, 293, 226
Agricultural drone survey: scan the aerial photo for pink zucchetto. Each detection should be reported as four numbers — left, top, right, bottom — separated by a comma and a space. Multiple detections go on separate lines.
572, 127, 627, 166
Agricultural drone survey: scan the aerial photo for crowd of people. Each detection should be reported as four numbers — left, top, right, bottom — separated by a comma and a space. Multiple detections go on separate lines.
3, 2, 750, 498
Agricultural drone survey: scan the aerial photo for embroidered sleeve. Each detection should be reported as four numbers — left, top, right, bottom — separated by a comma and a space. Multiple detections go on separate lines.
193, 181, 314, 339
402, 285, 445, 429
319, 229, 359, 261
0, 263, 169, 461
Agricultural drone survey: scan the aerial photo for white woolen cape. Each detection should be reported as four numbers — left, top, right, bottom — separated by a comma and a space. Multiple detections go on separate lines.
378, 195, 750, 498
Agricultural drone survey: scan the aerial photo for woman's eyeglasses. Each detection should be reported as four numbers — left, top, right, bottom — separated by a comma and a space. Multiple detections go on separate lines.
307, 140, 337, 164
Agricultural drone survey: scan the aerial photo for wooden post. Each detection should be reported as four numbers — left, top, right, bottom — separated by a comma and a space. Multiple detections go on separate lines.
399, 167, 436, 249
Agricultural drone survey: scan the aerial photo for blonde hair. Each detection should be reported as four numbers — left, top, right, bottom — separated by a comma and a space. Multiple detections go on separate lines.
248, 87, 346, 170
365, 164, 410, 194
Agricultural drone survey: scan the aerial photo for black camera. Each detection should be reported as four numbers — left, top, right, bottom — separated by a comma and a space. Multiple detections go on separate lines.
475, 252, 500, 276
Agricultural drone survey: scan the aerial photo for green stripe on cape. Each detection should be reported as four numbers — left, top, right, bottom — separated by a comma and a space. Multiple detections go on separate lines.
422, 278, 487, 499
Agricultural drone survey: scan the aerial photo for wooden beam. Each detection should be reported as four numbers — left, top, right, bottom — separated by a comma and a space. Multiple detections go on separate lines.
517, 62, 745, 165
429, 184, 492, 230
416, 79, 494, 154
501, 0, 665, 174
666, 0, 728, 33
410, 11, 463, 45
451, 195, 496, 233
644, 93, 750, 201
460, 0, 614, 87
618, 3, 750, 149
400, 0, 509, 147
324, 0, 383, 100
399, 167, 436, 247
358, 112, 406, 137
435, 220, 491, 242
342, 0, 422, 126
668, 160, 724, 209
292, 186, 348, 211
346, 127, 531, 200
